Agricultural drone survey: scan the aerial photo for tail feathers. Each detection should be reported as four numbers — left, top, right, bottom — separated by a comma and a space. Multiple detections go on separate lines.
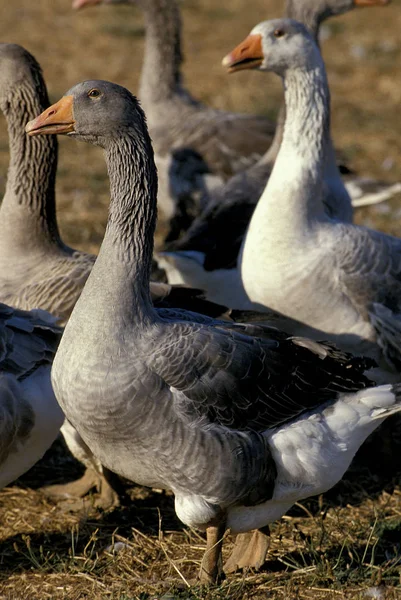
359, 383, 401, 421
371, 405, 401, 421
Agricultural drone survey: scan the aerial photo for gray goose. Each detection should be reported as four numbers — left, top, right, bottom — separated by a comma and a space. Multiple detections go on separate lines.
0, 43, 229, 507
73, 0, 275, 179
0, 303, 63, 489
158, 0, 395, 289
230, 20, 401, 382
216, 21, 401, 382
26, 73, 401, 583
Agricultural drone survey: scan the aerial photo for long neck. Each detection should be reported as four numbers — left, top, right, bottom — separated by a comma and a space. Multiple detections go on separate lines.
87, 131, 158, 324
251, 62, 331, 237
261, 3, 327, 166
286, 0, 325, 43
261, 7, 352, 222
138, 0, 190, 108
0, 79, 62, 253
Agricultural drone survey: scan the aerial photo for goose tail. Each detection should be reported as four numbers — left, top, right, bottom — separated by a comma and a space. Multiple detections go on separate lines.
365, 383, 401, 421
316, 383, 401, 460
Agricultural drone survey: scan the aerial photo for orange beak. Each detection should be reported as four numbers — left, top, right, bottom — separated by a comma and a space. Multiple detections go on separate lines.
25, 96, 75, 137
72, 0, 102, 9
354, 0, 390, 5
222, 34, 264, 73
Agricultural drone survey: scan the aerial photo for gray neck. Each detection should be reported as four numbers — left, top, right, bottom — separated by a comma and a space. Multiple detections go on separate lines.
260, 5, 353, 222
255, 62, 331, 231
0, 80, 62, 253
89, 131, 158, 324
138, 0, 192, 109
286, 0, 325, 42
261, 3, 326, 167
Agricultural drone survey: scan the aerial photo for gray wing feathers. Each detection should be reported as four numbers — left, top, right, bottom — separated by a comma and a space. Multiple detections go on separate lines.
154, 108, 274, 179
336, 224, 401, 365
147, 318, 375, 432
0, 252, 94, 326
0, 303, 61, 379
0, 374, 35, 466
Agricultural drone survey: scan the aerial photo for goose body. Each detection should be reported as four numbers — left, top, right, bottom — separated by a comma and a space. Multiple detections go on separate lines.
0, 43, 230, 506
159, 0, 397, 289
0, 303, 63, 488
0, 43, 95, 328
27, 72, 401, 581
230, 20, 401, 379
0, 43, 118, 505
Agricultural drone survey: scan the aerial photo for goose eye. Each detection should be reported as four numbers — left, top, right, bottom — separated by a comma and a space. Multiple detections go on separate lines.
274, 29, 285, 38
88, 89, 101, 99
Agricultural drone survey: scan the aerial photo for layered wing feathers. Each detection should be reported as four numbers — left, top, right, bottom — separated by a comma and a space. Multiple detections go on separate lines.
0, 303, 61, 379
148, 317, 376, 432
336, 224, 401, 367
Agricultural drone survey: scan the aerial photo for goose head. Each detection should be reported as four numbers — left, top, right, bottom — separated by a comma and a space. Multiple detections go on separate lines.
222, 19, 322, 77
25, 80, 147, 148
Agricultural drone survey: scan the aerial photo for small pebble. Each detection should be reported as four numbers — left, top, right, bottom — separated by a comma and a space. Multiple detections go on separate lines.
105, 541, 130, 554
381, 157, 394, 171
350, 44, 367, 60
364, 587, 384, 599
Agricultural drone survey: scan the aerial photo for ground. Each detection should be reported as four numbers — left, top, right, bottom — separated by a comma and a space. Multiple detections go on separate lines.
0, 0, 401, 598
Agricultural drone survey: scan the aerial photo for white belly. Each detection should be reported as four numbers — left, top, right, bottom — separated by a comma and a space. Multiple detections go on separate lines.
0, 368, 63, 489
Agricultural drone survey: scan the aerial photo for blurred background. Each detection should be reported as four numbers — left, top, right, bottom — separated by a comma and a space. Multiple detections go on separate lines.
0, 0, 400, 254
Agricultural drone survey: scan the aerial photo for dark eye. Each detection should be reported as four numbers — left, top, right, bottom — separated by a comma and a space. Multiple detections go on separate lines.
88, 89, 101, 98
274, 29, 285, 38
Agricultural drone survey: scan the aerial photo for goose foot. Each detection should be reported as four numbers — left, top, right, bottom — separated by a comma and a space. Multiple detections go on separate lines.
93, 467, 125, 509
40, 466, 122, 509
224, 526, 270, 573
199, 521, 226, 585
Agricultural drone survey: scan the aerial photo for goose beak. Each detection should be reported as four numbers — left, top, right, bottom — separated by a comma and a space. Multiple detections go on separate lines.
222, 34, 263, 73
72, 0, 102, 9
354, 0, 390, 5
25, 96, 75, 137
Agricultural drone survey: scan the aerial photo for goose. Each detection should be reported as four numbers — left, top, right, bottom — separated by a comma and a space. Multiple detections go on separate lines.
220, 19, 401, 381
0, 303, 63, 489
0, 43, 230, 507
26, 75, 401, 582
72, 0, 232, 240
158, 0, 398, 290
72, 0, 275, 180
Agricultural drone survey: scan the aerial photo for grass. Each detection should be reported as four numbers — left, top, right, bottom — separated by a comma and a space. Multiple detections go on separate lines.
1, 428, 401, 599
0, 0, 401, 598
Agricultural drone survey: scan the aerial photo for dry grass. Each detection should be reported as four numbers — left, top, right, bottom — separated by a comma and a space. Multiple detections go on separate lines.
0, 0, 401, 598
2, 433, 401, 599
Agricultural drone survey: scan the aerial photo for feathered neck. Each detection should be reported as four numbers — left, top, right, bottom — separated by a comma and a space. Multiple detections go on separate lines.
246, 59, 331, 242
84, 126, 158, 324
0, 76, 62, 253
258, 3, 353, 222
138, 0, 193, 109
